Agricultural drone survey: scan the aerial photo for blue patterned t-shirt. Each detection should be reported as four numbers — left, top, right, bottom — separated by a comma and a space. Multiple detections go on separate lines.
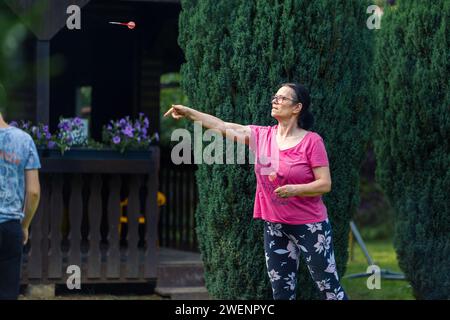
0, 126, 41, 223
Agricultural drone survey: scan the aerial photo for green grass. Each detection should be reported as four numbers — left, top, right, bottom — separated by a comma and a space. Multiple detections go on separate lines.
342, 240, 415, 300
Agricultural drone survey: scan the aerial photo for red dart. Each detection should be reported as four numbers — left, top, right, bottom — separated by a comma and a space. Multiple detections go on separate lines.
109, 21, 136, 30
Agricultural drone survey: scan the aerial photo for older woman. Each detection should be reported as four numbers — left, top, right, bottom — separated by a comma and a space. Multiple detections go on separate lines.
164, 83, 348, 300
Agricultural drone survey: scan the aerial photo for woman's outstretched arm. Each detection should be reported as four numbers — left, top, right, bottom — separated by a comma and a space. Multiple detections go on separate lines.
164, 104, 251, 144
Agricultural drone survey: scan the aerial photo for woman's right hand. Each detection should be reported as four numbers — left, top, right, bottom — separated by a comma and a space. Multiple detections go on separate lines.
164, 104, 190, 120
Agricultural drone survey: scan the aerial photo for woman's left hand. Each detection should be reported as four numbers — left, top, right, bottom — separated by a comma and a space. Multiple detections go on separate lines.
274, 185, 299, 198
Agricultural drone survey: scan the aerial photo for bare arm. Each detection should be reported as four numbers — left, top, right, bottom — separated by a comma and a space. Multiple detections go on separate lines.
164, 105, 251, 144
22, 169, 40, 244
295, 166, 332, 196
274, 166, 332, 198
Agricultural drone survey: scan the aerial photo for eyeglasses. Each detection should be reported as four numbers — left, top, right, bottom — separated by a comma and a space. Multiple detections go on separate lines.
271, 95, 297, 104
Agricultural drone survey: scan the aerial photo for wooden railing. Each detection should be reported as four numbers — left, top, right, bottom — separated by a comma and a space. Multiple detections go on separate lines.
21, 147, 160, 284
158, 147, 199, 252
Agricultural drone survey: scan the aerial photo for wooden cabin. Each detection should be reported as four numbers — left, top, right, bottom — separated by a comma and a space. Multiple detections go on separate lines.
1, 0, 200, 290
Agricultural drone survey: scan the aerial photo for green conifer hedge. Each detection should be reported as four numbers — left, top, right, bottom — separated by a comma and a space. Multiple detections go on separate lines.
179, 0, 372, 299
373, 0, 449, 299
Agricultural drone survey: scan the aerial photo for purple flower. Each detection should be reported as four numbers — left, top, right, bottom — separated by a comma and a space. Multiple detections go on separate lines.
46, 132, 52, 139
74, 117, 82, 126
47, 141, 56, 149
9, 121, 18, 127
154, 132, 160, 142
59, 121, 71, 131
122, 125, 134, 138
104, 115, 153, 150
119, 119, 127, 127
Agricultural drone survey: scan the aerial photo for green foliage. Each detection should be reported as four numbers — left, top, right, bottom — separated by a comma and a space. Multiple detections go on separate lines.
0, 1, 53, 118
355, 176, 395, 241
373, 0, 450, 299
0, 5, 13, 115
0, 83, 6, 114
0, 2, 38, 118
160, 73, 190, 147
179, 0, 373, 299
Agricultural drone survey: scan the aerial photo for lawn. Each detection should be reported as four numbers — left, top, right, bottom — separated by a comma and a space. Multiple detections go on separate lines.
342, 240, 415, 300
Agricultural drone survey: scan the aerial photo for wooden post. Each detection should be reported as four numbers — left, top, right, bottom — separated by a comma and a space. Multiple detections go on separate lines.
106, 175, 122, 279
126, 175, 141, 279
144, 149, 160, 278
87, 174, 103, 279
36, 40, 50, 125
48, 175, 64, 279
68, 175, 83, 269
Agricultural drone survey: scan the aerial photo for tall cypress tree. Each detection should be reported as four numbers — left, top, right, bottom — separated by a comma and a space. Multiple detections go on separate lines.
0, 3, 14, 115
373, 0, 449, 299
179, 0, 372, 299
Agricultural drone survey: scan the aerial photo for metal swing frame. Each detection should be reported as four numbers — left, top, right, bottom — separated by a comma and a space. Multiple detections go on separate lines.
344, 221, 405, 280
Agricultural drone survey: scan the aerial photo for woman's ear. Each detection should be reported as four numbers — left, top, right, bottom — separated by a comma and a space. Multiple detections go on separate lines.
293, 102, 303, 115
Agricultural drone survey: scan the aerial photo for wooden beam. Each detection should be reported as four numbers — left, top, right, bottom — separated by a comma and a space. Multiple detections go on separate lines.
36, 40, 50, 125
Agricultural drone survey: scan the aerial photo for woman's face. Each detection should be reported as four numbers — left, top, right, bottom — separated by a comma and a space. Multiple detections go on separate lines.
271, 86, 302, 121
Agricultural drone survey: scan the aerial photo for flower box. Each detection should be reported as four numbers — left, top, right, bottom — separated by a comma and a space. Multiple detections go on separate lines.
38, 147, 156, 160
13, 114, 159, 158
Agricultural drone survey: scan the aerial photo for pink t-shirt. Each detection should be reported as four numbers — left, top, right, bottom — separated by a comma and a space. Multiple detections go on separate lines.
249, 125, 329, 225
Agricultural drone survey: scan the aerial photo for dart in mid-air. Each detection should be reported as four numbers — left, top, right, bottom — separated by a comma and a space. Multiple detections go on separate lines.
108, 21, 136, 30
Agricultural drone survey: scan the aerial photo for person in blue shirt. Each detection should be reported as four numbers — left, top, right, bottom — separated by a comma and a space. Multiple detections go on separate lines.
0, 84, 41, 300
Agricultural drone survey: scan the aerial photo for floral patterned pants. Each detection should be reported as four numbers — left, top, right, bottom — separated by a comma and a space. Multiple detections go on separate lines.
264, 219, 348, 300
